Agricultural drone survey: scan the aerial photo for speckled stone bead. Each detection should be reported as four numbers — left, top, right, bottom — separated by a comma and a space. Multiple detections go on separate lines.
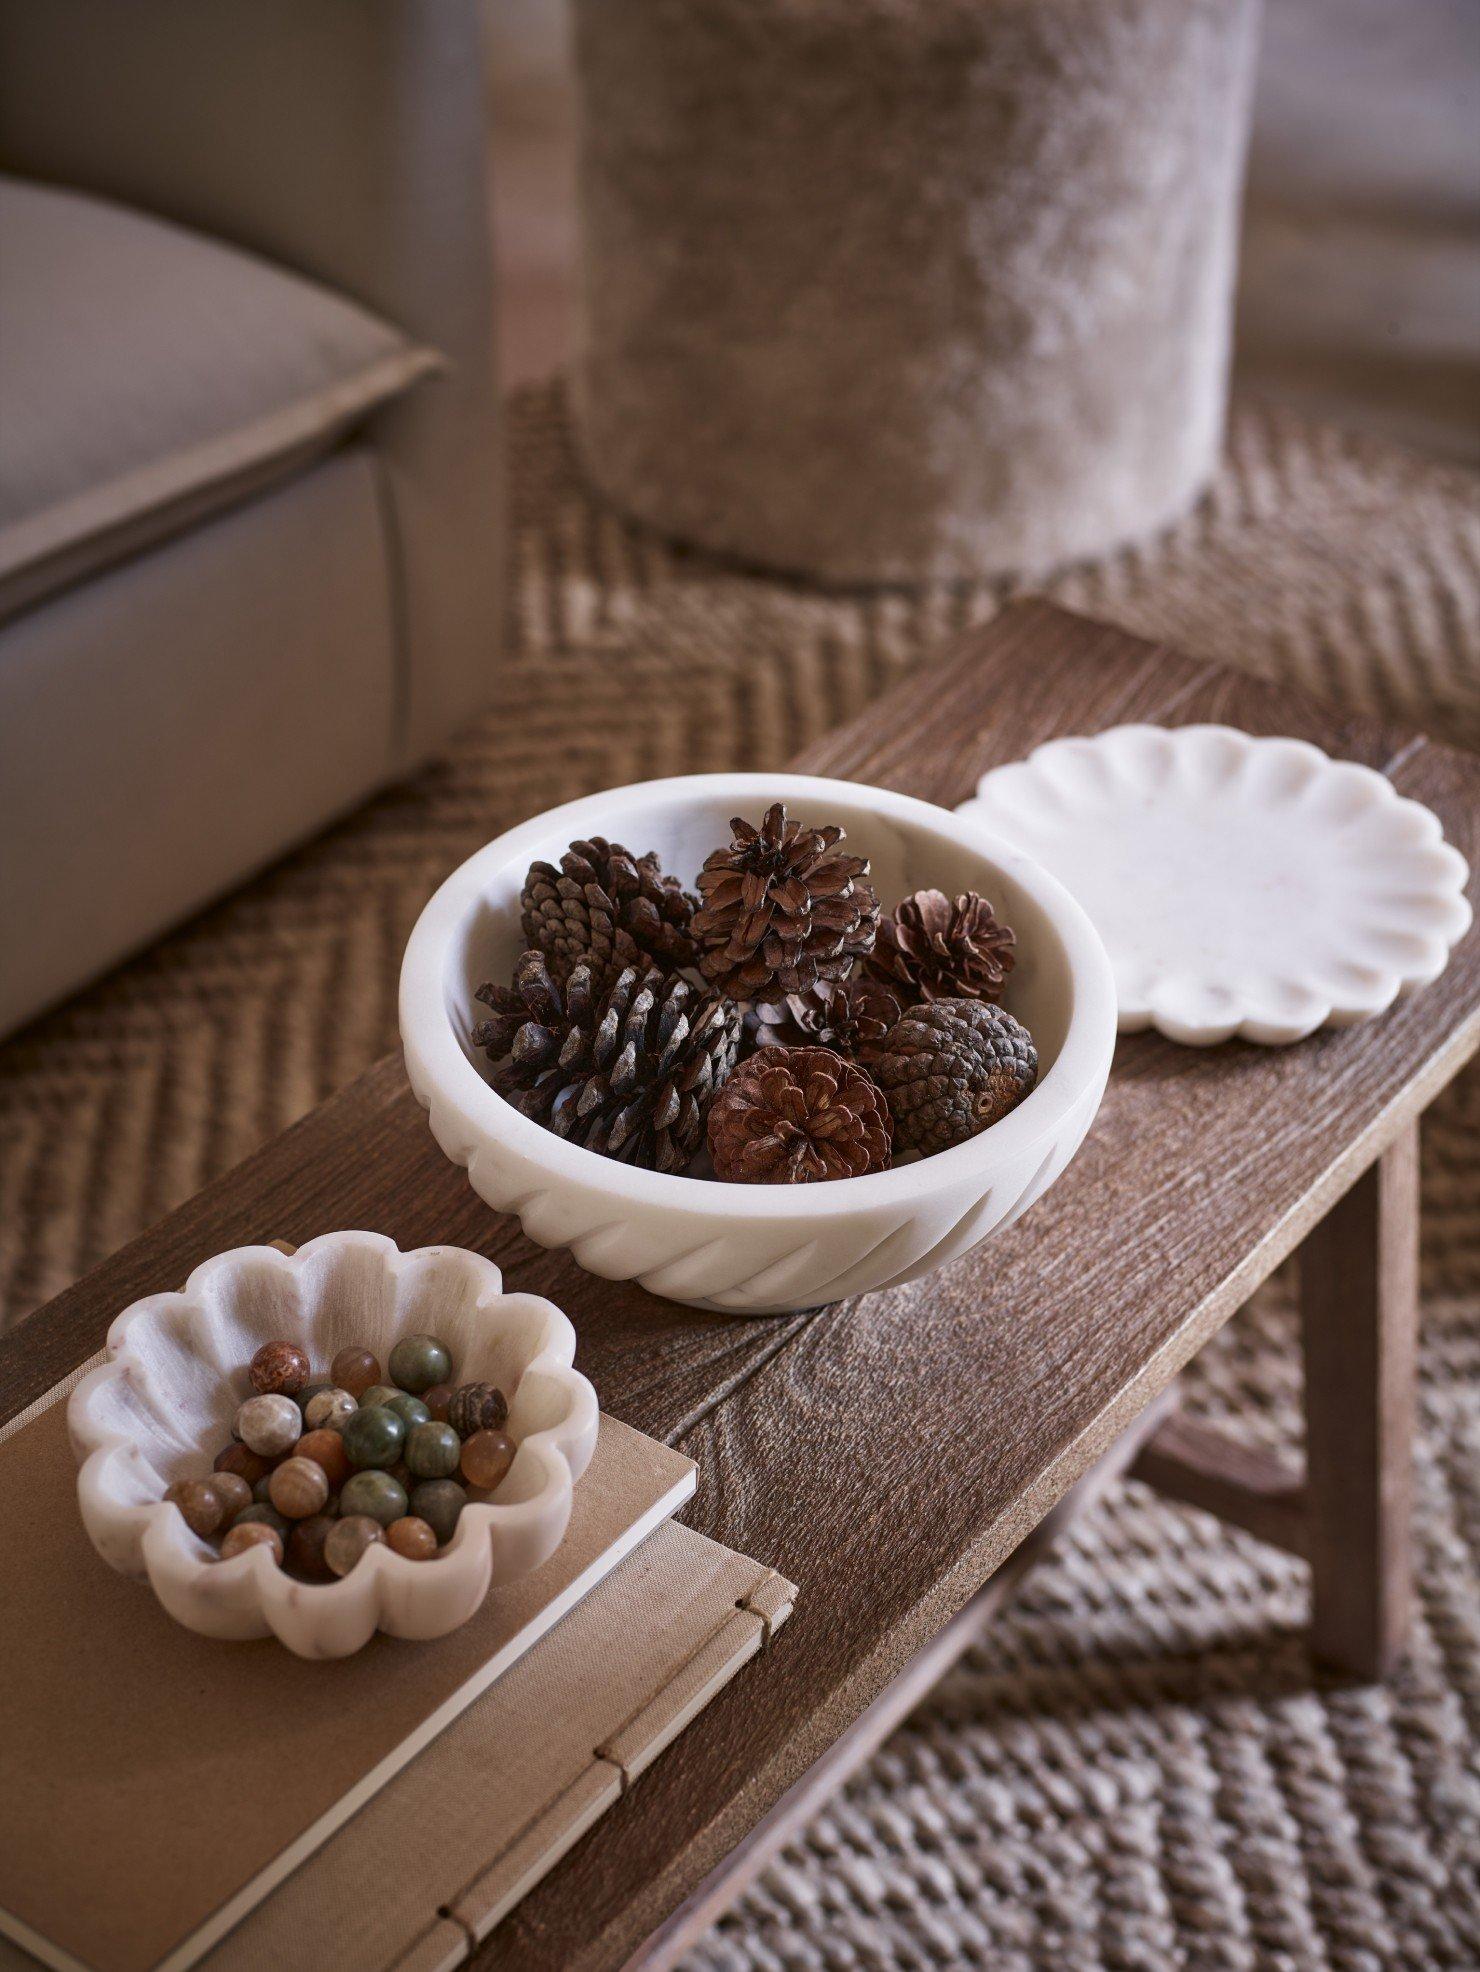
269, 1455, 331, 1520
214, 1441, 271, 1487
409, 1479, 466, 1547
460, 1428, 516, 1492
359, 1384, 401, 1413
303, 1387, 357, 1434
236, 1393, 302, 1458
249, 1340, 310, 1397
406, 1421, 462, 1481
294, 1428, 351, 1491
422, 1383, 455, 1423
339, 1470, 409, 1528
386, 1516, 438, 1561
384, 1391, 431, 1432
220, 1521, 283, 1564
341, 1404, 406, 1471
294, 1378, 333, 1422
447, 1382, 508, 1439
329, 1346, 381, 1399
287, 1513, 337, 1581
388, 1333, 451, 1396
325, 1515, 386, 1578
165, 1478, 225, 1538
205, 1471, 253, 1526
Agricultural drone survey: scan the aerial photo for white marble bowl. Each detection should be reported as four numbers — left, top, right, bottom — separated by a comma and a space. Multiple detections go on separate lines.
399, 774, 1117, 1315
68, 1233, 599, 1658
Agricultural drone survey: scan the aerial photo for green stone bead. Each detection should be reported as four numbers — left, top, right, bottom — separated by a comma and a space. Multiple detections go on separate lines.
339, 1470, 409, 1528
294, 1379, 333, 1422
233, 1502, 291, 1542
360, 1384, 400, 1412
405, 1421, 461, 1481
388, 1333, 452, 1396
410, 1479, 466, 1547
384, 1392, 431, 1431
340, 1404, 407, 1471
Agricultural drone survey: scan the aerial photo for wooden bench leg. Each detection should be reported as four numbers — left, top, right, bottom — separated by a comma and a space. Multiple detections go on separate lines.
1299, 1125, 1419, 1679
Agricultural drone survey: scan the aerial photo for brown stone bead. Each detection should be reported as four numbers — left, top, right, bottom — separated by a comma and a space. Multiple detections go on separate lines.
268, 1455, 331, 1520
294, 1428, 351, 1492
387, 1459, 414, 1493
286, 1513, 337, 1581
213, 1442, 270, 1487
165, 1478, 225, 1538
205, 1471, 253, 1526
330, 1347, 381, 1400
460, 1428, 516, 1492
324, 1514, 385, 1578
220, 1521, 283, 1564
422, 1383, 455, 1423
249, 1339, 311, 1397
447, 1382, 508, 1439
386, 1516, 438, 1561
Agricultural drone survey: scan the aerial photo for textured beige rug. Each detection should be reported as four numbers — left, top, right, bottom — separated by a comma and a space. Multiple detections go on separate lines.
1, 385, 1477, 1969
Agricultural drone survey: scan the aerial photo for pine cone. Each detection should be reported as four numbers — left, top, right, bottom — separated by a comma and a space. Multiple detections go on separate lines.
871, 1000, 1037, 1157
691, 804, 880, 1002
521, 837, 696, 987
707, 1046, 892, 1184
473, 952, 739, 1173
750, 974, 903, 1064
866, 889, 1015, 1004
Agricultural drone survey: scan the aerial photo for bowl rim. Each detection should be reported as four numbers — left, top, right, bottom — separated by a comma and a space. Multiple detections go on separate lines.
399, 772, 1117, 1218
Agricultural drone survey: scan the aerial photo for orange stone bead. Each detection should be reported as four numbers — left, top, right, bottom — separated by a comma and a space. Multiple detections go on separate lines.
165, 1478, 225, 1538
213, 1442, 270, 1487
294, 1428, 351, 1492
249, 1339, 310, 1397
386, 1516, 438, 1561
220, 1521, 283, 1564
459, 1428, 515, 1492
268, 1455, 330, 1520
330, 1347, 381, 1399
422, 1383, 455, 1423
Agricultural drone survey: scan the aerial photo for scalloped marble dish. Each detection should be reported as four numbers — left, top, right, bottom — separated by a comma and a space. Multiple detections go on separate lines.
959, 725, 1472, 1046
68, 1232, 599, 1658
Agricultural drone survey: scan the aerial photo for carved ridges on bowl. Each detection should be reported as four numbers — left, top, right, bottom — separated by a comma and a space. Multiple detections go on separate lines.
69, 1233, 599, 1657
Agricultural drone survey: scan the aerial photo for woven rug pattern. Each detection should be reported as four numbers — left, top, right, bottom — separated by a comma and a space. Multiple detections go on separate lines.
1, 384, 1477, 1969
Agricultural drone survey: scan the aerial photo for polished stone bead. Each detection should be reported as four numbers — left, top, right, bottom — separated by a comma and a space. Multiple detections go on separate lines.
205, 1471, 253, 1526
405, 1421, 462, 1481
460, 1428, 516, 1492
359, 1384, 401, 1412
294, 1378, 333, 1422
409, 1479, 466, 1547
220, 1521, 283, 1564
386, 1516, 438, 1561
294, 1428, 351, 1491
384, 1391, 431, 1432
286, 1513, 337, 1581
236, 1393, 302, 1458
165, 1478, 224, 1539
213, 1441, 271, 1487
329, 1346, 381, 1399
422, 1382, 455, 1423
249, 1340, 310, 1397
388, 1333, 451, 1396
339, 1469, 409, 1528
303, 1387, 357, 1434
234, 1500, 291, 1538
448, 1382, 508, 1440
269, 1455, 331, 1520
387, 1459, 414, 1492
252, 1472, 276, 1504
325, 1514, 386, 1578
341, 1404, 407, 1471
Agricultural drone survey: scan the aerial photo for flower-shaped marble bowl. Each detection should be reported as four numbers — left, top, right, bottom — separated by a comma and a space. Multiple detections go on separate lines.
399, 773, 1117, 1315
68, 1232, 599, 1658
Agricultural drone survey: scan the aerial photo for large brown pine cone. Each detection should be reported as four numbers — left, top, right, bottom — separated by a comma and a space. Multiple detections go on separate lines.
521, 838, 696, 987
866, 889, 1015, 1004
707, 1046, 892, 1184
473, 952, 739, 1173
750, 974, 903, 1064
691, 805, 880, 1002
871, 1000, 1037, 1157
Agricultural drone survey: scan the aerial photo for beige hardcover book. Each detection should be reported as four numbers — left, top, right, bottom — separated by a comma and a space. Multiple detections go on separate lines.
0, 1372, 796, 1972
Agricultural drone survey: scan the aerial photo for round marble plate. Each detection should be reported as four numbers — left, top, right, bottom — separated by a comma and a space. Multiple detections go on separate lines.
958, 724, 1472, 1045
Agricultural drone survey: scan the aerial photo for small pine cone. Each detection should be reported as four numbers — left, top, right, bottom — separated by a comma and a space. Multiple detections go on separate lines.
691, 804, 880, 1003
707, 1046, 892, 1184
750, 975, 903, 1065
872, 1000, 1037, 1157
473, 952, 739, 1173
866, 889, 1015, 1004
521, 837, 696, 987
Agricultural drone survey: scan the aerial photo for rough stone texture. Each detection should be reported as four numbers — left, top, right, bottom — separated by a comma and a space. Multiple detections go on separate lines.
571, 0, 1262, 581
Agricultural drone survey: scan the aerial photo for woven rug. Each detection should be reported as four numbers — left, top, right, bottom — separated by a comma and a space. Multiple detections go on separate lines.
2, 384, 1478, 1970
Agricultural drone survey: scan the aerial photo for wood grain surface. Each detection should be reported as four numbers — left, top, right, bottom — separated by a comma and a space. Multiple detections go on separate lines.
3, 602, 1477, 1972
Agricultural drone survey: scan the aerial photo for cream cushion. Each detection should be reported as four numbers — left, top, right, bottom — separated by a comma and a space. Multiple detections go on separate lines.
0, 176, 441, 620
